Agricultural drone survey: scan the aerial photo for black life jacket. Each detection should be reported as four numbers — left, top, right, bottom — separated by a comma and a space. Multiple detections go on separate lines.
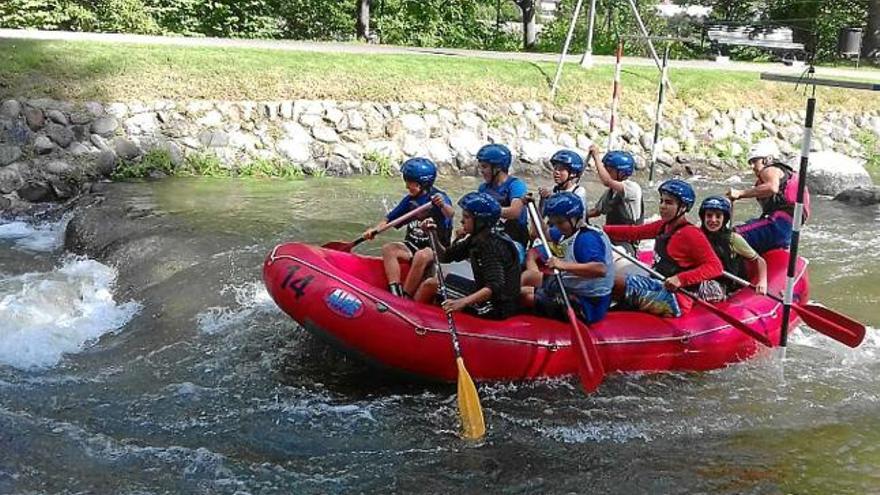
600, 188, 644, 256
652, 220, 702, 292
757, 162, 795, 217
703, 228, 746, 295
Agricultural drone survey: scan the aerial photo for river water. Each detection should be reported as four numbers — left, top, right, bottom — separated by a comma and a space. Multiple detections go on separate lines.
1, 176, 878, 494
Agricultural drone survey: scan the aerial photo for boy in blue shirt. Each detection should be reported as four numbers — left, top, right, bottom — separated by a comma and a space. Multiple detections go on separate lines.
520, 192, 615, 324
476, 143, 530, 250
363, 158, 454, 297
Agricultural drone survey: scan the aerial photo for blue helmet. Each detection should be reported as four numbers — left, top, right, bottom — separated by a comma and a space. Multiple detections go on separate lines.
458, 192, 501, 229
543, 192, 585, 220
658, 179, 696, 211
476, 143, 512, 172
699, 195, 732, 219
400, 157, 437, 189
550, 149, 585, 175
602, 151, 635, 178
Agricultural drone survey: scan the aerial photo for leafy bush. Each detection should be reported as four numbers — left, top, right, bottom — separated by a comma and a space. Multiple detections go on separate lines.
374, 0, 513, 49
112, 147, 176, 179
237, 157, 303, 178
1, 0, 95, 30
363, 150, 395, 177
181, 152, 225, 176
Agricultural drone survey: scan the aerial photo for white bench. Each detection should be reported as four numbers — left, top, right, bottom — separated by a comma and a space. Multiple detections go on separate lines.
705, 25, 806, 63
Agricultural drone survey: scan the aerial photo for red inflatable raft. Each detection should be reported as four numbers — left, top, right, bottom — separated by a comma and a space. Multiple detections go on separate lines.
263, 242, 809, 382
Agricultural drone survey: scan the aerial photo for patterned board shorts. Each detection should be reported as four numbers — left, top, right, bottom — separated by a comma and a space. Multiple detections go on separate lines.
623, 274, 682, 318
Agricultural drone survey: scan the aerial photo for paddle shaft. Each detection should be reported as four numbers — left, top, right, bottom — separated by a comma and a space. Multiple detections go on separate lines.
365, 201, 433, 243
428, 231, 464, 359
526, 204, 576, 315
526, 202, 604, 392
611, 245, 772, 347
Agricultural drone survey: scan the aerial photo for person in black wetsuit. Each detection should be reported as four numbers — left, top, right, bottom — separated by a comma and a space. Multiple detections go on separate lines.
414, 192, 522, 320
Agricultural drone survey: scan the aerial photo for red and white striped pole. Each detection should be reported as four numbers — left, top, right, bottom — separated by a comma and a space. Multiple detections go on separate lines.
607, 39, 623, 151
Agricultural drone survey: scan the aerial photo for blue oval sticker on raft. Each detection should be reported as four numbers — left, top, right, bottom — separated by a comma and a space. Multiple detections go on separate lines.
325, 288, 364, 319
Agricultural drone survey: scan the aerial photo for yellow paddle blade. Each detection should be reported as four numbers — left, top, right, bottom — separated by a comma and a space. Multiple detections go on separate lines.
456, 357, 486, 440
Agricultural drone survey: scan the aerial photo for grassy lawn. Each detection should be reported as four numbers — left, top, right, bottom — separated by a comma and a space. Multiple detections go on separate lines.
1, 38, 879, 123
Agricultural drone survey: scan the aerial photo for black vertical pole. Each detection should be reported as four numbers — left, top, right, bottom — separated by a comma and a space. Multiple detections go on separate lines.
779, 86, 816, 349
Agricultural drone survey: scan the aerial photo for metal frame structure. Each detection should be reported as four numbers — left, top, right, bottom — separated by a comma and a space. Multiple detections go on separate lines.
550, 0, 667, 96
759, 69, 880, 357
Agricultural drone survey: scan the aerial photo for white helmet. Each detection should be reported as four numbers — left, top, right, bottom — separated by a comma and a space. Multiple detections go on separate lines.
748, 139, 780, 162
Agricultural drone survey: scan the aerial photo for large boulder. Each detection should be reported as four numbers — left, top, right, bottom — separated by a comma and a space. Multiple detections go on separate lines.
833, 186, 880, 206
805, 150, 873, 196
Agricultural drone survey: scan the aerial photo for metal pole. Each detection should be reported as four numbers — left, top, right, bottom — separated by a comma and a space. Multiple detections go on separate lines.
580, 0, 599, 68
551, 0, 586, 97
648, 44, 670, 184
626, 0, 662, 71
778, 87, 815, 354
607, 39, 623, 150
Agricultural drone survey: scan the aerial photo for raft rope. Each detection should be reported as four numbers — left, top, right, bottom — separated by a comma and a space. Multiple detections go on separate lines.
269, 246, 808, 348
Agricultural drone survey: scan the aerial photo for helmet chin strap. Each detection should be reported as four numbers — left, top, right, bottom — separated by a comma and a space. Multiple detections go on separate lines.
665, 205, 687, 226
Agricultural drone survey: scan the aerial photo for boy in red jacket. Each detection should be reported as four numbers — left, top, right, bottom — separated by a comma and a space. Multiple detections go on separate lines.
604, 179, 722, 317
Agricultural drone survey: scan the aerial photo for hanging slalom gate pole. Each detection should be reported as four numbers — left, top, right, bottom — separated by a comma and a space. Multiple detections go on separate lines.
550, 0, 585, 98
760, 70, 880, 357
607, 39, 623, 150
648, 44, 670, 184
779, 88, 815, 355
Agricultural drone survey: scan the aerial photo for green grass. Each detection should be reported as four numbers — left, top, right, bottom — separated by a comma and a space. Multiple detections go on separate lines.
856, 130, 880, 181
2, 39, 879, 123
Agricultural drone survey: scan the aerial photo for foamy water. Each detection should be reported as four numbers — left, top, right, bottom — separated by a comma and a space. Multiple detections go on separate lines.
0, 216, 69, 252
195, 280, 278, 334
0, 257, 141, 370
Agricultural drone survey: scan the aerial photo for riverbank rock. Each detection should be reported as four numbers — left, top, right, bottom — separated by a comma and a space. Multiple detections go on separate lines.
833, 186, 880, 206
0, 144, 22, 166
0, 96, 878, 211
805, 150, 873, 196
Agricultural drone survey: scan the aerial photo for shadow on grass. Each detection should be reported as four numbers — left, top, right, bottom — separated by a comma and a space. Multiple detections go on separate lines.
0, 38, 117, 102
527, 61, 553, 89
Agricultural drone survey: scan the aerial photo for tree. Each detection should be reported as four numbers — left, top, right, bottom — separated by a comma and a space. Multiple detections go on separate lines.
512, 0, 536, 50
356, 0, 371, 41
866, 0, 880, 58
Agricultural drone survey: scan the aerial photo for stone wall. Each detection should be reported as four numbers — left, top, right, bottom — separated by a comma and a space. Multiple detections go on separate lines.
1, 97, 879, 209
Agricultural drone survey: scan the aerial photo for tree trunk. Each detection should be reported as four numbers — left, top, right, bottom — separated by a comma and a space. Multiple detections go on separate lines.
865, 0, 880, 59
515, 0, 537, 50
356, 0, 371, 41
